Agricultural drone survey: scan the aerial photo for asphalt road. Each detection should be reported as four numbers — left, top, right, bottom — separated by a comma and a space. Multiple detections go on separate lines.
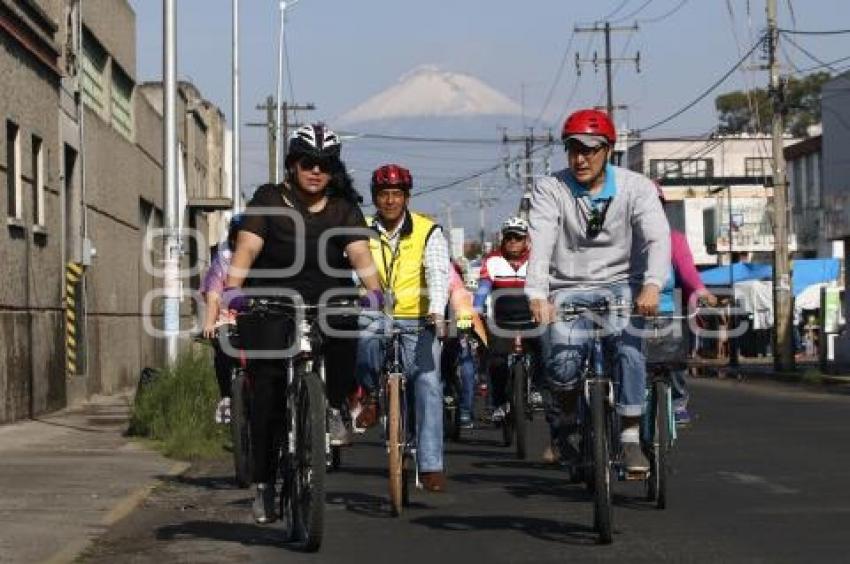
82, 377, 850, 563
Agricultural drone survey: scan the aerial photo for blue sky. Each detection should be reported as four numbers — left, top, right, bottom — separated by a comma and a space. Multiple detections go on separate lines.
128, 0, 850, 228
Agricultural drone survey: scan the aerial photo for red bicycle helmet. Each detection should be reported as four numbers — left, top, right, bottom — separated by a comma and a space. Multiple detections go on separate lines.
562, 109, 616, 145
371, 164, 412, 198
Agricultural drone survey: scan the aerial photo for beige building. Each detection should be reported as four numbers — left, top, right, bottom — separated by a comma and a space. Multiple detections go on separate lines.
627, 134, 800, 266
0, 0, 230, 424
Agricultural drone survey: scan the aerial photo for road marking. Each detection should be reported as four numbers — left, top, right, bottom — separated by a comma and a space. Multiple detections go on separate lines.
716, 471, 799, 495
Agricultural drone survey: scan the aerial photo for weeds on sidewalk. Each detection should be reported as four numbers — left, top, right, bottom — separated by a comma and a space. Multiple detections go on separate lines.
128, 352, 228, 460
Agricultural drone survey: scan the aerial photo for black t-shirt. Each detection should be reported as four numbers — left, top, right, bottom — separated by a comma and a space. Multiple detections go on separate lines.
241, 183, 368, 304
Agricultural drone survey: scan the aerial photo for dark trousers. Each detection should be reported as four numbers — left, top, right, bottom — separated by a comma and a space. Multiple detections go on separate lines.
248, 335, 358, 484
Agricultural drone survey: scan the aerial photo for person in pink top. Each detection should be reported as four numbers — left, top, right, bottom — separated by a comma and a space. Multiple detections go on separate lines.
441, 261, 486, 428
656, 185, 717, 425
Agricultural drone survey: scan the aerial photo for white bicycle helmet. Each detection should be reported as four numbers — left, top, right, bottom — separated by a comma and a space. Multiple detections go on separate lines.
501, 216, 529, 235
285, 123, 341, 168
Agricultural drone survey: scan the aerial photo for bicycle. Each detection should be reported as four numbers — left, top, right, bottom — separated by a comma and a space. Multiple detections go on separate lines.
555, 301, 688, 543
553, 299, 637, 545
194, 324, 252, 489
496, 319, 539, 460
363, 314, 433, 516
244, 298, 358, 552
442, 326, 477, 442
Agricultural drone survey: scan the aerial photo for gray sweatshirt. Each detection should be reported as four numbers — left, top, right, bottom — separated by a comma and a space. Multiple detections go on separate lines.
525, 165, 671, 298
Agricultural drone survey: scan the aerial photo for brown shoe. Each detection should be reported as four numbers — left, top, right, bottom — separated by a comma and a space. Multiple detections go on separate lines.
355, 398, 378, 429
420, 471, 446, 493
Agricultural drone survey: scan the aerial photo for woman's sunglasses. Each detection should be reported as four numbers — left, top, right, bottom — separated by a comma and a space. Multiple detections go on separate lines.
503, 232, 526, 242
298, 156, 335, 173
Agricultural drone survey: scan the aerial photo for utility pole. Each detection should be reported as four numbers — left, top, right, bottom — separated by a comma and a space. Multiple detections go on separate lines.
466, 182, 498, 250
162, 0, 179, 366
231, 0, 240, 211
575, 21, 640, 128
502, 128, 554, 219
248, 98, 315, 184
766, 0, 794, 371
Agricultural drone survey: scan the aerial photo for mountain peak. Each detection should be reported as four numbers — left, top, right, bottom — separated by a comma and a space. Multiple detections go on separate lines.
338, 66, 521, 124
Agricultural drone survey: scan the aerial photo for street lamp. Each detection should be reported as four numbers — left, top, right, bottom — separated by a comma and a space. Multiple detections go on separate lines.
275, 0, 301, 183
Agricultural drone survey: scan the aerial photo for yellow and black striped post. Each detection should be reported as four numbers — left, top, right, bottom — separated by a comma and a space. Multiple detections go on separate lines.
65, 262, 84, 376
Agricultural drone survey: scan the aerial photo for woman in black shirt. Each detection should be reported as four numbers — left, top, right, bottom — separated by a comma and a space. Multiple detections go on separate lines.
225, 124, 380, 523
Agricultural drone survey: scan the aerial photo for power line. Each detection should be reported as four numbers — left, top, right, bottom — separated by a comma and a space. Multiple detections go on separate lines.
602, 0, 632, 22
782, 33, 843, 73
532, 30, 577, 126
793, 53, 850, 74
635, 37, 764, 135
417, 143, 556, 196
778, 28, 850, 35
612, 0, 653, 23
339, 131, 506, 144
639, 0, 688, 24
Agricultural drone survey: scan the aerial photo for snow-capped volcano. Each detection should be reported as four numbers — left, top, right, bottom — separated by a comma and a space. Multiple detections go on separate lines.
338, 65, 522, 124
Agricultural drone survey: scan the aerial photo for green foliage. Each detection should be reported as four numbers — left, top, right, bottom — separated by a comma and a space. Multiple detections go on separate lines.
714, 72, 831, 137
128, 351, 228, 460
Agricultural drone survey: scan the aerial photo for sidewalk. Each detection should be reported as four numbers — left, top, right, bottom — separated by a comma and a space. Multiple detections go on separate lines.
0, 392, 187, 564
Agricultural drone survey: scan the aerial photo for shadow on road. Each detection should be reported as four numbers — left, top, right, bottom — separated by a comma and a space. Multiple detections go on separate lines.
326, 490, 433, 519
160, 473, 239, 491
156, 520, 296, 549
410, 514, 598, 545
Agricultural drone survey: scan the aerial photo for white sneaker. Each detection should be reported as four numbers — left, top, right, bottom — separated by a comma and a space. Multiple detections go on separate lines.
215, 397, 231, 424
491, 405, 507, 423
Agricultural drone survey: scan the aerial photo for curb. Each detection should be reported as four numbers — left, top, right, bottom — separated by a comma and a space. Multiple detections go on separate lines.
41, 460, 191, 564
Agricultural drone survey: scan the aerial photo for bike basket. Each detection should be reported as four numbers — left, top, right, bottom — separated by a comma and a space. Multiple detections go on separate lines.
644, 318, 689, 366
236, 312, 295, 353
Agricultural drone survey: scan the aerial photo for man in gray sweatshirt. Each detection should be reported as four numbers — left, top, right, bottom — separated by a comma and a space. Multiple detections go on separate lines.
526, 109, 670, 472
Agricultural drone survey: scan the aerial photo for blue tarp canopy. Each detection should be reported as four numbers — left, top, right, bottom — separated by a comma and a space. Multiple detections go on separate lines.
700, 259, 841, 296
700, 263, 772, 286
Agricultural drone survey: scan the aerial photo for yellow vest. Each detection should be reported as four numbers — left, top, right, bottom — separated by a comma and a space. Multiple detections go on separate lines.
368, 212, 438, 319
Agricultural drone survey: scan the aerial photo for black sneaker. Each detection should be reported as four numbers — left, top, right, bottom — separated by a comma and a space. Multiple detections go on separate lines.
252, 483, 276, 524
622, 442, 650, 473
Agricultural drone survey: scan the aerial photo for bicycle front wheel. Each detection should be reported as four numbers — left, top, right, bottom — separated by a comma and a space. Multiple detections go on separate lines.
651, 379, 671, 510
387, 374, 405, 516
291, 371, 326, 552
591, 379, 613, 544
512, 362, 528, 460
230, 369, 252, 488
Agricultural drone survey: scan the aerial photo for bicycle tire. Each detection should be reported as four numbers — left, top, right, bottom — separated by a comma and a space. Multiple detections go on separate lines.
330, 446, 341, 472
512, 362, 528, 460
654, 379, 671, 510
591, 379, 613, 544
387, 374, 404, 516
230, 369, 252, 488
443, 368, 460, 442
292, 371, 326, 552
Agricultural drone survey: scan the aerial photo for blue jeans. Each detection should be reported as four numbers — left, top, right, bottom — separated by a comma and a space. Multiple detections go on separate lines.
541, 284, 647, 418
356, 315, 444, 473
457, 338, 476, 415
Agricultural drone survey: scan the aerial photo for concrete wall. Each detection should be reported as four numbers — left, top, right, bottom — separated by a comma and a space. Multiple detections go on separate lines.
822, 72, 850, 240
80, 0, 134, 79
0, 0, 223, 424
0, 18, 64, 423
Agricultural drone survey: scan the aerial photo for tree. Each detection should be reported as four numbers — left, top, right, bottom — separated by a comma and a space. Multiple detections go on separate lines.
714, 72, 831, 137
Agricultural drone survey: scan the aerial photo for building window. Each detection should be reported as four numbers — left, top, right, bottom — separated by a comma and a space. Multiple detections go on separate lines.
81, 31, 108, 114
6, 121, 22, 220
744, 157, 771, 177
649, 158, 713, 179
32, 135, 44, 227
111, 64, 134, 140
